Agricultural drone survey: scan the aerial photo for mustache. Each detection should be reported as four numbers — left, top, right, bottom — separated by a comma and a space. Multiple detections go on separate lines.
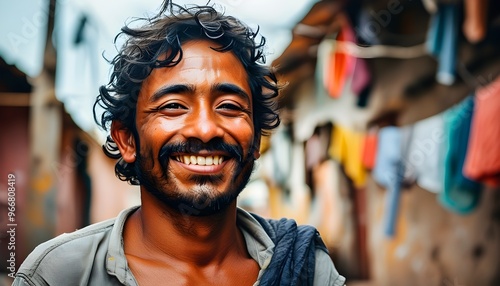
158, 138, 244, 164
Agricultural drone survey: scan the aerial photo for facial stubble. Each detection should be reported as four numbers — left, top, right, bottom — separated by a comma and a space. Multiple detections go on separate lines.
134, 139, 257, 216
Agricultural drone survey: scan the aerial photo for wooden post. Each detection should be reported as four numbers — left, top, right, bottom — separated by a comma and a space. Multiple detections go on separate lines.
26, 0, 61, 252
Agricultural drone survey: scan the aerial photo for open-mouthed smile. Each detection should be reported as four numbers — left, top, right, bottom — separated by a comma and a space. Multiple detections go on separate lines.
172, 155, 226, 166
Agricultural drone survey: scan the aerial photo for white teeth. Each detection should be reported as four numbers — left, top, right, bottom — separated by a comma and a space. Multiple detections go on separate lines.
197, 156, 205, 165
205, 156, 213, 165
177, 155, 224, 166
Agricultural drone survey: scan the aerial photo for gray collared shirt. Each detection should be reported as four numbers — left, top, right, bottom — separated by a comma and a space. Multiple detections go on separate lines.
13, 206, 346, 286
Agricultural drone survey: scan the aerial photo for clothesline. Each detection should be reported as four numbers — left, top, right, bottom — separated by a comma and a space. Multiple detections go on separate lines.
324, 39, 428, 59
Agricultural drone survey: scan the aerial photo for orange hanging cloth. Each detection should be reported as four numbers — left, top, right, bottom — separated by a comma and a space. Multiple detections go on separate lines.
361, 127, 378, 170
462, 0, 489, 43
325, 16, 356, 98
463, 76, 500, 187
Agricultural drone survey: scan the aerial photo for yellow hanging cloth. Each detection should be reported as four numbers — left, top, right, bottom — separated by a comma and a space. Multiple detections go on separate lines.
328, 124, 367, 187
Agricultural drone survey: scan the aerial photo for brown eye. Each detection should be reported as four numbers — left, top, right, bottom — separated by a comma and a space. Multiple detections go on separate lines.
157, 102, 188, 117
218, 103, 241, 111
161, 103, 186, 110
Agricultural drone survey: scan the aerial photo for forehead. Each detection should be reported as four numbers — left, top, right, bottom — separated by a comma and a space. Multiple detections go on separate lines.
174, 40, 244, 69
139, 40, 250, 99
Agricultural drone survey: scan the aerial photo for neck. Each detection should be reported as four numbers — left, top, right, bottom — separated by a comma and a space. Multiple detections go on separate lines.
127, 188, 246, 266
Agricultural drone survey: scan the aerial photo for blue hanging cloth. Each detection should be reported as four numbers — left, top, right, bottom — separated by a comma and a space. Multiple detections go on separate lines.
439, 96, 483, 214
373, 126, 404, 237
426, 4, 459, 86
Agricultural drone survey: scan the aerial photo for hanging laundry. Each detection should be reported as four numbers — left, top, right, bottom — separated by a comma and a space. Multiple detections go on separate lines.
463, 0, 489, 43
328, 124, 366, 187
309, 159, 345, 247
426, 4, 459, 86
400, 126, 417, 187
361, 127, 378, 170
463, 76, 500, 187
356, 81, 372, 108
325, 16, 356, 98
316, 38, 334, 101
352, 56, 372, 108
406, 113, 446, 194
355, 8, 382, 45
439, 96, 482, 215
269, 125, 293, 188
372, 126, 403, 237
351, 56, 371, 96
305, 124, 332, 171
422, 0, 438, 14
305, 132, 323, 171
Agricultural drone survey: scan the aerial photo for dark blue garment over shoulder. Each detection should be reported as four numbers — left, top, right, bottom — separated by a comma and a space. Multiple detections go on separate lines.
251, 214, 328, 286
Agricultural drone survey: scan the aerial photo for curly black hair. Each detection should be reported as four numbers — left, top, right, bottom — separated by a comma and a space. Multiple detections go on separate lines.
93, 0, 281, 185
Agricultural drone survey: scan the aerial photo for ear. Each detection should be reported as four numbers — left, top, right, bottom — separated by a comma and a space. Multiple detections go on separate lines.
111, 121, 137, 163
253, 133, 261, 160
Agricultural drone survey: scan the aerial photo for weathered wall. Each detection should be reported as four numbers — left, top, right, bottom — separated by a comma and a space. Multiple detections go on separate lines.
86, 137, 140, 223
366, 177, 500, 286
0, 106, 30, 273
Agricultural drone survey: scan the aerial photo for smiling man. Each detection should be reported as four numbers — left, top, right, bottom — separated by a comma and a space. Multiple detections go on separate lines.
13, 1, 345, 285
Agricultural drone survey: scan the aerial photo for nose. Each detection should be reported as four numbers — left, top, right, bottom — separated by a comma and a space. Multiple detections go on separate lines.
183, 108, 225, 143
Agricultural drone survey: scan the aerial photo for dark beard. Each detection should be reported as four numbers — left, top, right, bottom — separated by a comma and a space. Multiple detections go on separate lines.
134, 138, 257, 216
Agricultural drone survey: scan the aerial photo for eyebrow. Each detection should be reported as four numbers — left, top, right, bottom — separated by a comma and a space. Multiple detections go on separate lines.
212, 83, 250, 102
150, 83, 250, 102
150, 84, 195, 102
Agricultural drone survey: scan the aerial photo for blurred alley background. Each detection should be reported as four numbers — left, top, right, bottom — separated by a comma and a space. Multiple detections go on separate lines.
1, 0, 500, 285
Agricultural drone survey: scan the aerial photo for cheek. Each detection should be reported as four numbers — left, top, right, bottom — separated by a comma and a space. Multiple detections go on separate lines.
140, 114, 183, 136
230, 119, 256, 151
136, 122, 168, 155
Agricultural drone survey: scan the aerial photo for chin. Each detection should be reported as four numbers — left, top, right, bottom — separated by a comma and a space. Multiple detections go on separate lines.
136, 149, 256, 217
154, 185, 241, 217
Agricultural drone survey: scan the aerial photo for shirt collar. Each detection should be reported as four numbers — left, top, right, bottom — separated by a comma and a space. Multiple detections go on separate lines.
104, 205, 275, 283
106, 206, 140, 286
236, 207, 275, 270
